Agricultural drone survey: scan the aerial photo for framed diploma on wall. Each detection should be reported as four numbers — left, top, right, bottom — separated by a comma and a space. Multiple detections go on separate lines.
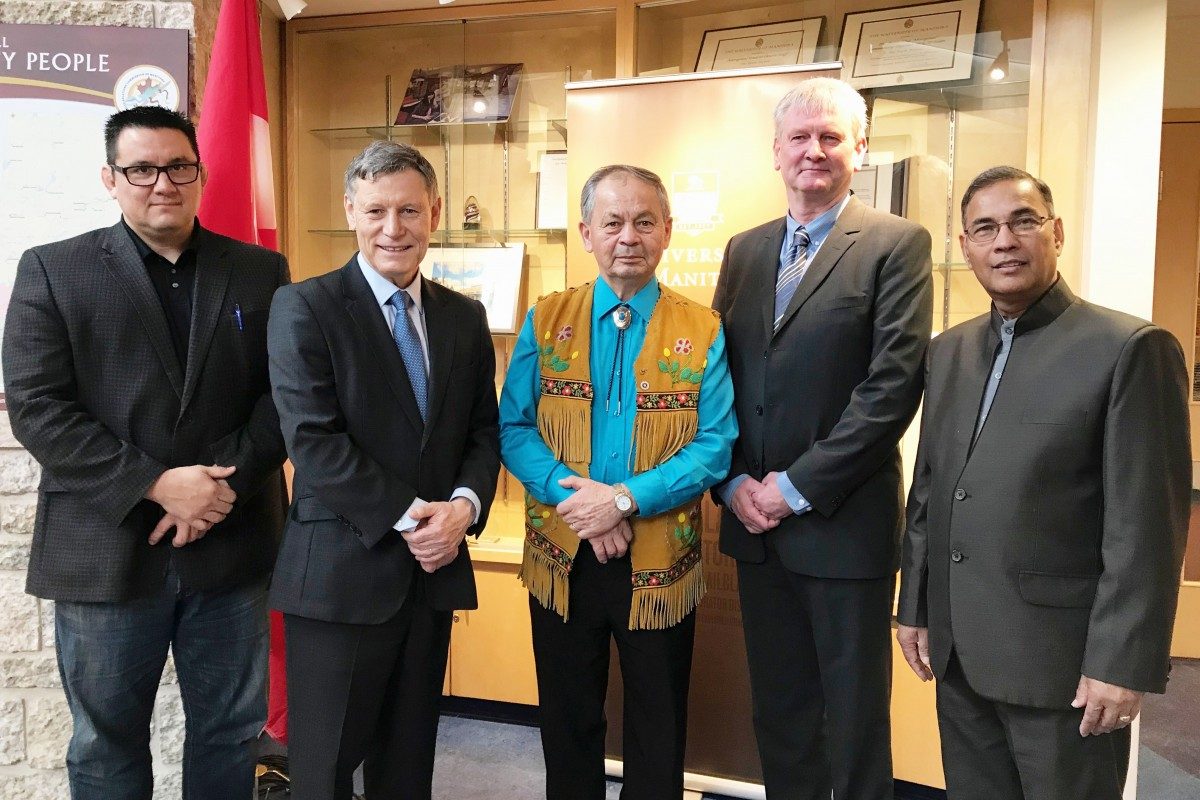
694, 18, 824, 72
838, 0, 980, 89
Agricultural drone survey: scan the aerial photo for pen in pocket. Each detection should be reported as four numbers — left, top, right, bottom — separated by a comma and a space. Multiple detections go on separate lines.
233, 303, 244, 331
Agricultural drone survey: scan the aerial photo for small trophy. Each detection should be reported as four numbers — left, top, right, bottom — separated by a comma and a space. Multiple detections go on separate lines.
464, 195, 481, 230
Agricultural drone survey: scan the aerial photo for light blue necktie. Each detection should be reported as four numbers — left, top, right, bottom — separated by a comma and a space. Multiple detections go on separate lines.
387, 290, 428, 421
774, 227, 812, 331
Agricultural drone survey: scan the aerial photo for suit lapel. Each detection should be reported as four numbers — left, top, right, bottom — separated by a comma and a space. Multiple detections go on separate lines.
758, 219, 788, 340
772, 197, 863, 338
954, 320, 998, 473
99, 222, 184, 399
421, 279, 458, 446
181, 229, 232, 411
340, 260, 425, 433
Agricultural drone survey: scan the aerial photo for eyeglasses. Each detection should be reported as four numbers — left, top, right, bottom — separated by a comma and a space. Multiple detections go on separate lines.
965, 214, 1053, 244
109, 163, 201, 186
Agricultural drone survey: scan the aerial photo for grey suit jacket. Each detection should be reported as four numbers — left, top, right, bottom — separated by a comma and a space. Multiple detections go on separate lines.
713, 196, 933, 578
897, 278, 1190, 707
267, 257, 500, 624
3, 222, 291, 602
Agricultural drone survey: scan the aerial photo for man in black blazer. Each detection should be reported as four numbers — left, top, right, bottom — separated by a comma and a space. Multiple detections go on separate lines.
3, 107, 289, 800
267, 141, 500, 800
897, 166, 1190, 799
713, 77, 933, 799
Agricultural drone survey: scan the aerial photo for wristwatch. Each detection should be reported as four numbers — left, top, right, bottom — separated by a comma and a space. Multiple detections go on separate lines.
613, 483, 635, 517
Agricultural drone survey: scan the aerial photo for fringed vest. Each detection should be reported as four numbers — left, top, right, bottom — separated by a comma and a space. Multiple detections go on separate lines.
519, 280, 720, 630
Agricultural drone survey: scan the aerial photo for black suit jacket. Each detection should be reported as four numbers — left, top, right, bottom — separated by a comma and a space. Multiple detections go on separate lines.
897, 279, 1190, 707
713, 196, 933, 578
3, 222, 290, 602
267, 257, 500, 624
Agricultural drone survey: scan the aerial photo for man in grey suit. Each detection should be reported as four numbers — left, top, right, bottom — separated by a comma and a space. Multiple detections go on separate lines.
2, 106, 289, 799
267, 140, 500, 800
897, 165, 1190, 799
713, 77, 933, 799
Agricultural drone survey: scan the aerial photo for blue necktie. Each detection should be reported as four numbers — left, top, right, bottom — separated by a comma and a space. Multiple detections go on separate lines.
774, 227, 811, 331
387, 290, 428, 421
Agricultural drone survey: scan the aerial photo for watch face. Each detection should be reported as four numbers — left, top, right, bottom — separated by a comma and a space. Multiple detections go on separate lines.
616, 494, 632, 512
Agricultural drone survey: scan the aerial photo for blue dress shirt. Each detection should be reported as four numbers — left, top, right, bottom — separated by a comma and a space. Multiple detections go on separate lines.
499, 278, 737, 516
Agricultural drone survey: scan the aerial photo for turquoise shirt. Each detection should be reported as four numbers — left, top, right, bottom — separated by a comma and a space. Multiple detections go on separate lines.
499, 278, 737, 517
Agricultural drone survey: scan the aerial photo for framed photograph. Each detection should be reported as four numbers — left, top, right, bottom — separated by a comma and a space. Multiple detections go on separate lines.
850, 158, 910, 217
838, 1, 980, 89
535, 151, 569, 230
695, 18, 824, 72
395, 63, 522, 125
420, 243, 526, 334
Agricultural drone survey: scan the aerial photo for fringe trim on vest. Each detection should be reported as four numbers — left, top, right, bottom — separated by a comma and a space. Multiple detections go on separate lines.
519, 526, 573, 621
633, 411, 699, 473
629, 553, 707, 630
535, 394, 591, 466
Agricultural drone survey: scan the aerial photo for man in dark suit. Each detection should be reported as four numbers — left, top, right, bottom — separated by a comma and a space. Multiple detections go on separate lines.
896, 166, 1190, 799
267, 140, 500, 800
2, 106, 289, 800
713, 77, 933, 799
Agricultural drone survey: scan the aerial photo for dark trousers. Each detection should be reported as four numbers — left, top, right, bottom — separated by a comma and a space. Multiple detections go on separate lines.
283, 579, 452, 800
529, 542, 697, 800
937, 651, 1131, 800
737, 541, 895, 800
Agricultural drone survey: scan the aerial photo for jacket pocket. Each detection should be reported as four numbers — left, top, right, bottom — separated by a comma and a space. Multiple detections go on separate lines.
811, 294, 869, 312
292, 495, 339, 522
1017, 571, 1098, 608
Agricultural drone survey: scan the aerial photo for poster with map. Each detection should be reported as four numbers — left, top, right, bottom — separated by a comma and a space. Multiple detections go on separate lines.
0, 23, 188, 401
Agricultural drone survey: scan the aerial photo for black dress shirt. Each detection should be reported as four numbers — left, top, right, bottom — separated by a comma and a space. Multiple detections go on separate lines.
122, 219, 200, 369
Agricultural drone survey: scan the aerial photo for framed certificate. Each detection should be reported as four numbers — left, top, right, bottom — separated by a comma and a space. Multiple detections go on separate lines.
838, 1, 980, 89
694, 18, 824, 72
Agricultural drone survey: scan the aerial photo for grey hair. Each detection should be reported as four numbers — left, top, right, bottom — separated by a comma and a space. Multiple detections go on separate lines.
960, 166, 1055, 224
773, 77, 869, 143
344, 140, 439, 200
580, 164, 671, 223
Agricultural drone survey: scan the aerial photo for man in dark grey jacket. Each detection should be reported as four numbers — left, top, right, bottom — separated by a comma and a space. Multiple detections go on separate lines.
2, 106, 289, 800
897, 166, 1190, 799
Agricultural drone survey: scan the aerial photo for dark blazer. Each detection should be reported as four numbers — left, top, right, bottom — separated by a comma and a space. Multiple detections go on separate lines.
713, 196, 933, 578
266, 257, 500, 625
3, 222, 290, 602
897, 279, 1190, 708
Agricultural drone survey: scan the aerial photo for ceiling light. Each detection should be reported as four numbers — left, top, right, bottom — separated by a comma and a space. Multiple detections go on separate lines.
989, 42, 1009, 81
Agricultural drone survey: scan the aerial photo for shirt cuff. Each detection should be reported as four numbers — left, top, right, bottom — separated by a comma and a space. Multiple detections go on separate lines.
450, 487, 482, 525
718, 474, 749, 506
394, 497, 427, 532
775, 472, 811, 515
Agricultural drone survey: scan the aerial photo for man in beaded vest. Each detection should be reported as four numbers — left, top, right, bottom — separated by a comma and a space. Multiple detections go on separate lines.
500, 164, 737, 799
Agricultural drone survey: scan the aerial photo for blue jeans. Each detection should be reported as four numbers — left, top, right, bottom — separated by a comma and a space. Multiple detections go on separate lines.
54, 568, 269, 800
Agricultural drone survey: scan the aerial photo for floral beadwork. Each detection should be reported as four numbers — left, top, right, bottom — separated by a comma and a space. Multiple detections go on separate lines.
540, 377, 593, 400
635, 390, 699, 411
656, 346, 705, 386
672, 509, 700, 547
539, 327, 579, 373
631, 543, 701, 589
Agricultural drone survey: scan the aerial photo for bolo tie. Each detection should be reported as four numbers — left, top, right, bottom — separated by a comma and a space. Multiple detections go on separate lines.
605, 304, 632, 415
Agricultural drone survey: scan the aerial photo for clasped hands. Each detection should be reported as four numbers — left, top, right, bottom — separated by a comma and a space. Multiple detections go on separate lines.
897, 624, 1143, 736
556, 475, 633, 564
146, 464, 238, 548
403, 497, 475, 573
730, 471, 793, 534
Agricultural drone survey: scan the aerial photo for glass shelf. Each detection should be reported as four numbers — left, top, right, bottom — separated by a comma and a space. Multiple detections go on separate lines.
307, 228, 568, 243
309, 119, 567, 143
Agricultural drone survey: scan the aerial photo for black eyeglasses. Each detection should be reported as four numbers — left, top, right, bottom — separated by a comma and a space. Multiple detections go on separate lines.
965, 214, 1053, 244
109, 163, 201, 186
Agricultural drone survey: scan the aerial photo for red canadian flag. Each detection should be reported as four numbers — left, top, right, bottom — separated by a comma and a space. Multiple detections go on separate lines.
196, 0, 287, 743
197, 0, 278, 249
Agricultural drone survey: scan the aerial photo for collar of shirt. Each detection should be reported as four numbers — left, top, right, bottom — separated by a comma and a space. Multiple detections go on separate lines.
356, 251, 424, 316
592, 276, 659, 325
781, 192, 852, 263
122, 217, 201, 264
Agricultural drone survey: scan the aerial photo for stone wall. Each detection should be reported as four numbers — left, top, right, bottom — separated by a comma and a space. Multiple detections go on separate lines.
0, 4, 222, 797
